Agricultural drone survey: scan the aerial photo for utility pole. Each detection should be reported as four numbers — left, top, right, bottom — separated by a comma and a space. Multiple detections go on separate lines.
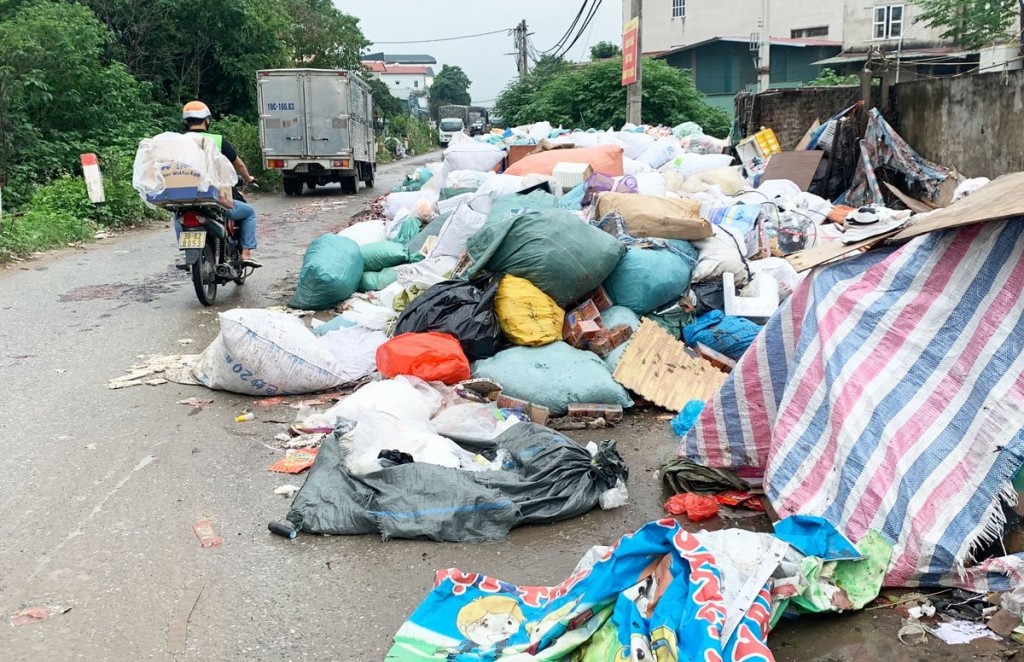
625, 0, 643, 124
514, 20, 529, 80
756, 0, 770, 92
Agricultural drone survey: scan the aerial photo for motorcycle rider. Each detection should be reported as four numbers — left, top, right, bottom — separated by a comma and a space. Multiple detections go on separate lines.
181, 100, 261, 267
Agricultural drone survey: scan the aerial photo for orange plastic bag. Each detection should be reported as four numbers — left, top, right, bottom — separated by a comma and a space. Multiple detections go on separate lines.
664, 493, 719, 522
505, 145, 624, 177
269, 448, 318, 474
376, 332, 471, 385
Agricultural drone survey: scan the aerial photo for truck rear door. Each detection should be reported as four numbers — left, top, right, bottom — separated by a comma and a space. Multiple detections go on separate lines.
305, 72, 351, 158
258, 71, 306, 158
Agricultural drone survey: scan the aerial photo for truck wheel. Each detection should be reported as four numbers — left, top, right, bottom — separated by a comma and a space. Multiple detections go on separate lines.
342, 176, 358, 194
363, 165, 375, 189
306, 181, 318, 191
283, 177, 302, 196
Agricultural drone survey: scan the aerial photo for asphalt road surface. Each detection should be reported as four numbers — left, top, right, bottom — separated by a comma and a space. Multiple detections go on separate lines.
0, 155, 1004, 661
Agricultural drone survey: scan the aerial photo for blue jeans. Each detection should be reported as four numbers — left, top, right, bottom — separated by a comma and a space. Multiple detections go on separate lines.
173, 201, 257, 250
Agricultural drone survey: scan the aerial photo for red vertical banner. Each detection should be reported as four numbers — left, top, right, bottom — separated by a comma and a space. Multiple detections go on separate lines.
621, 17, 639, 86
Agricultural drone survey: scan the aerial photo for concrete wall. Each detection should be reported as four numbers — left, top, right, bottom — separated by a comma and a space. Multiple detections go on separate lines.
736, 71, 1024, 179
626, 0, 844, 54
735, 86, 866, 149
893, 70, 1024, 178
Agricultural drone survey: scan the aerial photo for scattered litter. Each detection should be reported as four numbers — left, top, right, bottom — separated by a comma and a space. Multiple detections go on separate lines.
274, 484, 301, 498
269, 448, 318, 474
254, 396, 286, 407
192, 519, 223, 549
929, 619, 1001, 645
10, 605, 70, 627
177, 338, 194, 346
235, 410, 254, 423
107, 354, 199, 389
898, 618, 930, 645
664, 492, 719, 521
177, 397, 213, 412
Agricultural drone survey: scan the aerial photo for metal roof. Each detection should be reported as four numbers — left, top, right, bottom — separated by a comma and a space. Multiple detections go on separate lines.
813, 47, 975, 66
654, 36, 842, 58
360, 52, 437, 64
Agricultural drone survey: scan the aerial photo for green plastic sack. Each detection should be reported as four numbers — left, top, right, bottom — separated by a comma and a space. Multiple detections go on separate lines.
290, 235, 363, 310
440, 187, 478, 200
360, 241, 409, 272
472, 342, 633, 416
486, 190, 559, 224
406, 213, 449, 255
312, 314, 357, 337
603, 241, 698, 315
465, 207, 626, 308
392, 216, 421, 245
359, 267, 399, 293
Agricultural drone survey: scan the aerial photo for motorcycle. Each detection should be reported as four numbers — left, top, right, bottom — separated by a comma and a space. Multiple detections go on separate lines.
169, 186, 258, 306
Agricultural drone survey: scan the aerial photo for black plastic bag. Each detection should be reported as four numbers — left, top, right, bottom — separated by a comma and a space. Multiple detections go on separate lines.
394, 277, 507, 361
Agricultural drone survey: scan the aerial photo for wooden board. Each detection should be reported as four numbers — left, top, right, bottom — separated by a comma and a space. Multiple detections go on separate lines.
883, 181, 936, 214
762, 151, 825, 191
612, 319, 727, 411
794, 120, 821, 152
892, 172, 1024, 242
784, 233, 897, 272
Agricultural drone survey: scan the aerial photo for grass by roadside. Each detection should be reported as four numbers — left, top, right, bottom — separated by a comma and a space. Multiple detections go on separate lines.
0, 153, 167, 264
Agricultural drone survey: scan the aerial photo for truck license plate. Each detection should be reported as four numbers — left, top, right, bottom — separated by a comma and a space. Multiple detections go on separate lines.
178, 231, 206, 249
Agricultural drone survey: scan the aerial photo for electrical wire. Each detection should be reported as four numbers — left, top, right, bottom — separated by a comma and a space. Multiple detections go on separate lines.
541, 0, 592, 54
554, 0, 604, 59
372, 28, 511, 45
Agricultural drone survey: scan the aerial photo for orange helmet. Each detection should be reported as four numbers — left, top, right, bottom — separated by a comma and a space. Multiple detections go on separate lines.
182, 101, 211, 120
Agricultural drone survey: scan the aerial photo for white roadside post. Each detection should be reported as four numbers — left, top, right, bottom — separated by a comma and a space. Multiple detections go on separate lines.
80, 153, 106, 204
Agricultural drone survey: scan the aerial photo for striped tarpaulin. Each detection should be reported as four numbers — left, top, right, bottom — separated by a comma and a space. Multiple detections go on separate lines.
681, 219, 1024, 589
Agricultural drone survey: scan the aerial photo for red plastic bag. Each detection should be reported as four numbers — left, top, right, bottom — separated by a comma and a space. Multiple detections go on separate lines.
376, 332, 471, 385
664, 493, 719, 522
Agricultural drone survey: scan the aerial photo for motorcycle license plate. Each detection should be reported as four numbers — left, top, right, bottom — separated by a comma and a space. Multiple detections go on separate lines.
178, 231, 206, 249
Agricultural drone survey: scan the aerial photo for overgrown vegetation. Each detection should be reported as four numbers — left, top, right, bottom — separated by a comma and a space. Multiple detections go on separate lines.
808, 68, 861, 87
0, 0, 369, 260
915, 0, 1022, 51
493, 56, 731, 138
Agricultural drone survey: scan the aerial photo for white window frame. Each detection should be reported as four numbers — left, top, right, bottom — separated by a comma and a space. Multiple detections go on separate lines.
672, 0, 685, 19
873, 4, 904, 40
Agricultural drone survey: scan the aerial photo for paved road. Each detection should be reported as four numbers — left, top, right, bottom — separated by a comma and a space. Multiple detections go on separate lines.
0, 155, 994, 661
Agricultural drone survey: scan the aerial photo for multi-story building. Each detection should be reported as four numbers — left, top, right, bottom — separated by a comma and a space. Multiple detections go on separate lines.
361, 55, 436, 118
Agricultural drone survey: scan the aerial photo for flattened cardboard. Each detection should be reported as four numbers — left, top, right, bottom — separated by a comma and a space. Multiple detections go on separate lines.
612, 319, 727, 411
785, 233, 897, 272
794, 120, 821, 152
883, 182, 936, 214
761, 151, 825, 192
892, 172, 1024, 242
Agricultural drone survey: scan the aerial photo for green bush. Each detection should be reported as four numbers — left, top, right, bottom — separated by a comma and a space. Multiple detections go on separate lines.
0, 208, 95, 260
216, 116, 282, 191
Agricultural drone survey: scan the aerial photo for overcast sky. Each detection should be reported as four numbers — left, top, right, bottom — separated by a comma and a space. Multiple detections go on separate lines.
337, 1, 623, 105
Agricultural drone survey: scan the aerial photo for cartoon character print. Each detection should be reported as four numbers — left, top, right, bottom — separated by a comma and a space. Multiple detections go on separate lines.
443, 596, 525, 661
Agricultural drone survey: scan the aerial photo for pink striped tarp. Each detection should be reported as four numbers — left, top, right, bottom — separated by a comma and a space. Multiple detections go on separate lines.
681, 219, 1024, 590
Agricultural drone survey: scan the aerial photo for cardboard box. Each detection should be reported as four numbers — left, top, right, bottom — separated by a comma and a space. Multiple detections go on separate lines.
563, 300, 603, 339
497, 395, 550, 426
582, 286, 614, 312
589, 324, 633, 357
552, 162, 594, 192
567, 319, 603, 349
567, 403, 623, 423
146, 165, 233, 208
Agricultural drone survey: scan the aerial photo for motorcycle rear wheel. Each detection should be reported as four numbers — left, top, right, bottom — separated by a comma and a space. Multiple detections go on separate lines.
192, 243, 218, 306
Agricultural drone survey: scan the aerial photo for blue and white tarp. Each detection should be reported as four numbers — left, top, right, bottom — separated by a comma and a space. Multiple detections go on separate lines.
387, 519, 774, 661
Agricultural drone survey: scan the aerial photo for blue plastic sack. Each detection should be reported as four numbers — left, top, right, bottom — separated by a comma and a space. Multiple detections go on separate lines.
671, 400, 705, 436
683, 310, 761, 361
558, 182, 586, 210
603, 241, 698, 315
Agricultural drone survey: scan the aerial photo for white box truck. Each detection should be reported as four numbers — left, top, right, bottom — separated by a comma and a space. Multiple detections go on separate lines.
257, 68, 376, 196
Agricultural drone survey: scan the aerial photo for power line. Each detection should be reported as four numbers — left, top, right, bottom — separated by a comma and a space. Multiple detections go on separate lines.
542, 0, 591, 54
371, 28, 511, 45
554, 0, 604, 59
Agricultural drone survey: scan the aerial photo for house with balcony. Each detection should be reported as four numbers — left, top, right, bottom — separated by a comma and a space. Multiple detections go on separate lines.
362, 59, 435, 118
626, 0, 1021, 112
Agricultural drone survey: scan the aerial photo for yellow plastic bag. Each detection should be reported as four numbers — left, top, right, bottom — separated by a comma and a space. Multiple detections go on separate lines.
494, 275, 564, 346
